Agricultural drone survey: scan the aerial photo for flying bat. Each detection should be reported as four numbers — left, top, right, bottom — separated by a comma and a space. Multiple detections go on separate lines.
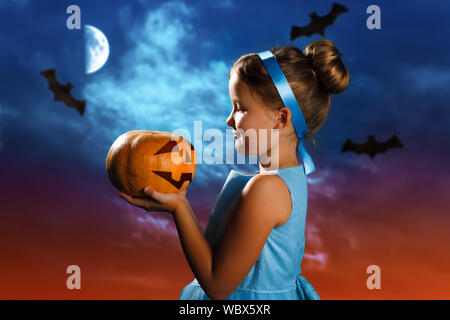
290, 2, 349, 40
40, 68, 86, 116
341, 134, 404, 159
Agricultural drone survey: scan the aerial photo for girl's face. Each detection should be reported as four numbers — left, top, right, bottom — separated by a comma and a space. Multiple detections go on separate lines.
226, 71, 279, 157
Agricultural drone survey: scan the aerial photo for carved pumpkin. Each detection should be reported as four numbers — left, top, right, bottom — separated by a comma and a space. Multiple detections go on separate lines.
106, 130, 197, 196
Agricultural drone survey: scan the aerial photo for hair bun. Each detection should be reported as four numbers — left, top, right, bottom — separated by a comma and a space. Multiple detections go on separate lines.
305, 39, 349, 94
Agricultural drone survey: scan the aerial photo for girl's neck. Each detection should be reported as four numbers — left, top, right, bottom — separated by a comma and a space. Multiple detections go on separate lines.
258, 146, 299, 174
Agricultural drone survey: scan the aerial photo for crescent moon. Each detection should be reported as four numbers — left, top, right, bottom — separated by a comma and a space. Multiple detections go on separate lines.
84, 25, 110, 74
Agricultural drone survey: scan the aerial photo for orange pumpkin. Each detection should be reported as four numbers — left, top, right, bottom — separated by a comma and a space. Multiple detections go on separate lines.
106, 130, 197, 196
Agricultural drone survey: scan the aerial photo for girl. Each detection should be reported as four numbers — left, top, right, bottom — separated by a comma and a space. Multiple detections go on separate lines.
119, 39, 349, 300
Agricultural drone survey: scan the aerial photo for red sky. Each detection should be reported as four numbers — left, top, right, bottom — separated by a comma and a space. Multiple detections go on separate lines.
1, 150, 449, 300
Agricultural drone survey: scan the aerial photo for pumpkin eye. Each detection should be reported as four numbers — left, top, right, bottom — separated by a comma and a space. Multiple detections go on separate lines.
153, 138, 194, 164
154, 139, 181, 155
154, 138, 195, 155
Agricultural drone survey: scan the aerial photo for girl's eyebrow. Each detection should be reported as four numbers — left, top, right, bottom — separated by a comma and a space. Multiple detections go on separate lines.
232, 99, 247, 107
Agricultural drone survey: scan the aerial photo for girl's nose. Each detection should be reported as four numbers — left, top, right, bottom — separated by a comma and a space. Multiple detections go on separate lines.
226, 112, 234, 128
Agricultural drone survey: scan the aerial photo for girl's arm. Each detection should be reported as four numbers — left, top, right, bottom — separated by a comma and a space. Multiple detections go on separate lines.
173, 173, 292, 300
172, 196, 215, 295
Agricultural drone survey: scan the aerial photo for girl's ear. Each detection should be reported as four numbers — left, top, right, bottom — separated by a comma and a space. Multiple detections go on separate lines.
275, 108, 290, 128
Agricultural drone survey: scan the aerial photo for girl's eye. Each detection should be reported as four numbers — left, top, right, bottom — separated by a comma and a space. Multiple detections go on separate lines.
232, 102, 246, 113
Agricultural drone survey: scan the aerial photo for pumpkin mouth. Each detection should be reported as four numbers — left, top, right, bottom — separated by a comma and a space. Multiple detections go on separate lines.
151, 171, 193, 190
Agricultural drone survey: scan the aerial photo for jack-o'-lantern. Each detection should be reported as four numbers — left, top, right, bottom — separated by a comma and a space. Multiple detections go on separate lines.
106, 130, 197, 196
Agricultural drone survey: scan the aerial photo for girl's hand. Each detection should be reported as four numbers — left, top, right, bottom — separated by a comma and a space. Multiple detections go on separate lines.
118, 187, 187, 214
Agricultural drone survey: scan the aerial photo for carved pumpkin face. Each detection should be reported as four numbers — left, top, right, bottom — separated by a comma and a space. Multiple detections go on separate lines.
106, 130, 197, 196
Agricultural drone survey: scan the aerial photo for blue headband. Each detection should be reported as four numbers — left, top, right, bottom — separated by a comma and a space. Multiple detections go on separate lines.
257, 50, 315, 175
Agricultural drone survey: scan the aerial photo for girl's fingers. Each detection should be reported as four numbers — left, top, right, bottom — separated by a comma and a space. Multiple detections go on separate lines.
118, 192, 131, 201
143, 187, 165, 202
119, 192, 135, 205
119, 192, 165, 212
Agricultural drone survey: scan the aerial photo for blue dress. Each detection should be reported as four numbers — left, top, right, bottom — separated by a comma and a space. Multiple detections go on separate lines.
178, 164, 321, 300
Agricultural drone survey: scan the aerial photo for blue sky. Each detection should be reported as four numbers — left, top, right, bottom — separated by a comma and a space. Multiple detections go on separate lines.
1, 0, 449, 194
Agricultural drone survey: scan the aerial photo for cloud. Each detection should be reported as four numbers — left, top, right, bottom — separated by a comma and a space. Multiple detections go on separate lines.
112, 196, 177, 247
136, 214, 176, 235
303, 224, 328, 271
348, 72, 383, 96
308, 168, 342, 200
0, 102, 20, 153
128, 213, 178, 248
0, 102, 20, 119
0, 0, 30, 9
303, 252, 327, 270
404, 64, 450, 91
82, 0, 232, 182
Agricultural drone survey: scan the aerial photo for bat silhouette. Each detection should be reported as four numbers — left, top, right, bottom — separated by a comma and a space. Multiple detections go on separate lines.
40, 68, 86, 116
341, 134, 404, 159
290, 2, 349, 40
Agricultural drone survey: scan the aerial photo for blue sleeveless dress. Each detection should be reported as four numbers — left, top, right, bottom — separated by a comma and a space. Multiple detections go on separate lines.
178, 164, 321, 300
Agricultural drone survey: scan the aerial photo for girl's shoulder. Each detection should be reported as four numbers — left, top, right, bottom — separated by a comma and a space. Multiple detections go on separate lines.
242, 173, 292, 228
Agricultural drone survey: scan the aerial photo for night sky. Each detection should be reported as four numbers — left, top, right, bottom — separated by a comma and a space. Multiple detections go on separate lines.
0, 0, 449, 299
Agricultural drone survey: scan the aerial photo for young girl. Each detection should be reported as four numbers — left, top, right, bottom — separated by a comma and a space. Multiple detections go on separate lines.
119, 39, 349, 300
